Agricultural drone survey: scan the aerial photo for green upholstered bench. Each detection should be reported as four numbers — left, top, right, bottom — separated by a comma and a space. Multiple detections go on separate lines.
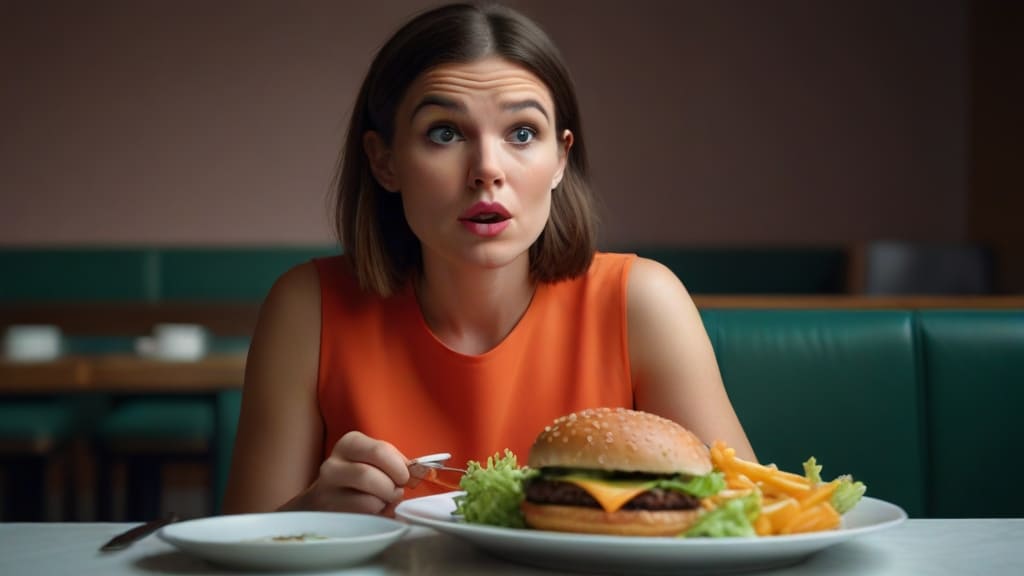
700, 308, 1024, 519
702, 310, 927, 517
919, 310, 1024, 518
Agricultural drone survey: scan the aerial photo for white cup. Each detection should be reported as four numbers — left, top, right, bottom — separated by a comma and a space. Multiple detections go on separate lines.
136, 323, 209, 361
3, 324, 63, 362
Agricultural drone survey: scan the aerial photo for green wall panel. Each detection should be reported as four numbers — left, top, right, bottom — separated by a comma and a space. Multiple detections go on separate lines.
630, 247, 848, 294
0, 249, 157, 301
158, 247, 336, 301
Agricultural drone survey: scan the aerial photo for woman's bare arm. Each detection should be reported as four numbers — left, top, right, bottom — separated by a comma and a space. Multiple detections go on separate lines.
222, 262, 411, 515
222, 263, 324, 513
627, 257, 757, 461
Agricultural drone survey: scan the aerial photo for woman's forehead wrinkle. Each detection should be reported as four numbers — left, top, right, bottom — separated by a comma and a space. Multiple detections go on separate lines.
412, 65, 555, 113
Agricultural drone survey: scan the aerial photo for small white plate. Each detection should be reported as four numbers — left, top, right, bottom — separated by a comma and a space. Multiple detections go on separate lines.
395, 492, 907, 575
158, 511, 408, 571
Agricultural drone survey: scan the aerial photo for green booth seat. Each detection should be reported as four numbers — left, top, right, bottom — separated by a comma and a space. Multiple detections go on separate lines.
0, 400, 78, 521
96, 397, 216, 522
701, 310, 927, 518
920, 310, 1024, 518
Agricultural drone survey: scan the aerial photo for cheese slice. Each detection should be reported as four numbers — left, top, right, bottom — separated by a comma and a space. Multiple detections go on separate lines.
557, 476, 654, 514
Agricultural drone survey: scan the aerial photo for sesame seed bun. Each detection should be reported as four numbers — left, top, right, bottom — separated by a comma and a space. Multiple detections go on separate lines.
527, 407, 712, 476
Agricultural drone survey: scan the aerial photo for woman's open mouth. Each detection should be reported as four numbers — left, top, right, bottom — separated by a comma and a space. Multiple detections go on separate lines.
459, 202, 512, 238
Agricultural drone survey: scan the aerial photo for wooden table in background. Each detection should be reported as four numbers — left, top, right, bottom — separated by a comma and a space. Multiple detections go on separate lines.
0, 354, 246, 394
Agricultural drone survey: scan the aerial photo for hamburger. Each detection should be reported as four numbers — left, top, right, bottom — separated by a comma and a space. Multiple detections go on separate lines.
520, 407, 724, 537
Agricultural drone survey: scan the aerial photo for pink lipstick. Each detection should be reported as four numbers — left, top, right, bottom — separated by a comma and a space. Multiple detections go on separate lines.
459, 201, 511, 237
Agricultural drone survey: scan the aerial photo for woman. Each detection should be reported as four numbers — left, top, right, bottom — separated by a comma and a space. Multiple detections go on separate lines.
224, 2, 754, 516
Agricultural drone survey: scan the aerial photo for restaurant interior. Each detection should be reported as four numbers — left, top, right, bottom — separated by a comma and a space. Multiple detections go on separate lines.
1, 0, 1021, 530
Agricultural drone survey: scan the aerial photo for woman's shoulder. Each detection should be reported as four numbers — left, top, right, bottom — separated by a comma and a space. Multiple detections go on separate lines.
585, 251, 638, 280
261, 261, 322, 323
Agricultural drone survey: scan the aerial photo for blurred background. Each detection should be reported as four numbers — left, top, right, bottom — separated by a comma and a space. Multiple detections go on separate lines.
1, 0, 1020, 522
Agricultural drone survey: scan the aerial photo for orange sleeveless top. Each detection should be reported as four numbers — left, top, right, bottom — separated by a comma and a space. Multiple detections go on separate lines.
314, 252, 636, 498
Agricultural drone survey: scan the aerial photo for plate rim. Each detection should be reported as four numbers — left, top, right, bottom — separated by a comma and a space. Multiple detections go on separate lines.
158, 510, 409, 548
394, 491, 907, 547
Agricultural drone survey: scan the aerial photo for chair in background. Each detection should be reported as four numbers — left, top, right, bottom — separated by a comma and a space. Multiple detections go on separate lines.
859, 241, 994, 295
95, 396, 215, 521
0, 400, 77, 520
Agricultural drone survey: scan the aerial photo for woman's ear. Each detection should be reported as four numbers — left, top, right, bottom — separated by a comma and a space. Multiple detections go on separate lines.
551, 129, 574, 189
363, 131, 399, 192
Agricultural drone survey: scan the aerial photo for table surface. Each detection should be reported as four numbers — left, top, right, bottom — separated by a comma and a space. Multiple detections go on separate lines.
1, 519, 1021, 575
0, 354, 246, 393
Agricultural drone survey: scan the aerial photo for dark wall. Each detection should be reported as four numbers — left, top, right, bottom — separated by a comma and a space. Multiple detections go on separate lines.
1, 0, 970, 249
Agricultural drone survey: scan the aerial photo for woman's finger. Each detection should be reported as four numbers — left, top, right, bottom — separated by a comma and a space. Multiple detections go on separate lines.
319, 457, 404, 503
334, 431, 411, 486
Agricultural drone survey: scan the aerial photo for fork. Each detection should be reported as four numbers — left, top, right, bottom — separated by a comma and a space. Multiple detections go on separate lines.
407, 453, 466, 490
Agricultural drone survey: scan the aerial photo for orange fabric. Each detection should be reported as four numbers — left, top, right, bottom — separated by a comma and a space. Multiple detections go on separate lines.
314, 252, 636, 498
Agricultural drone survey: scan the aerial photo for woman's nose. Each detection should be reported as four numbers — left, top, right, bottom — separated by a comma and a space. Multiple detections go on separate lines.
468, 139, 505, 190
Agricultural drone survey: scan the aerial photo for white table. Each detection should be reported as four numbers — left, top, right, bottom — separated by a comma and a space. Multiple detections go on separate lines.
1, 520, 1022, 575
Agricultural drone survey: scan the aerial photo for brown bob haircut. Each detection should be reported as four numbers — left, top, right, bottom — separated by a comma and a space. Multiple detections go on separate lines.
332, 2, 598, 296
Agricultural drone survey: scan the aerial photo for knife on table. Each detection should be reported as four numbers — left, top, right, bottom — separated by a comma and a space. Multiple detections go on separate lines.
99, 513, 180, 552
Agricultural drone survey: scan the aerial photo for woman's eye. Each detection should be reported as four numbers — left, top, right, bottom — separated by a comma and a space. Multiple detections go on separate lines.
427, 126, 461, 144
508, 127, 536, 145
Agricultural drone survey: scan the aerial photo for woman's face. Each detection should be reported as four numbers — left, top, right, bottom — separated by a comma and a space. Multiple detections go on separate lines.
366, 57, 571, 274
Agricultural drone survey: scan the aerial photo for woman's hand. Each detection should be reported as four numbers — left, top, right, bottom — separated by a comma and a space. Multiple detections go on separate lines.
282, 431, 412, 515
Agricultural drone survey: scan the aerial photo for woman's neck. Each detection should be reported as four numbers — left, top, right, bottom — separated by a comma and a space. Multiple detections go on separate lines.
415, 253, 535, 355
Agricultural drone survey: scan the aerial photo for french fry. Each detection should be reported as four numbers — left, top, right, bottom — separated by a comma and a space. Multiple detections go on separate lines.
726, 459, 812, 494
710, 440, 851, 536
763, 497, 800, 530
754, 514, 773, 536
798, 480, 839, 508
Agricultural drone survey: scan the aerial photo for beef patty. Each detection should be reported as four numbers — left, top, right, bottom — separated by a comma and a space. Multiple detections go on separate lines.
524, 479, 701, 511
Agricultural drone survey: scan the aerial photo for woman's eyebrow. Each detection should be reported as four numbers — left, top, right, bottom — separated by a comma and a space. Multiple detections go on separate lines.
502, 99, 550, 122
410, 95, 465, 121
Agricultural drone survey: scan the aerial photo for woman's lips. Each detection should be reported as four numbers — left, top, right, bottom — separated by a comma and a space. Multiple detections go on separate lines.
459, 219, 511, 237
459, 201, 511, 237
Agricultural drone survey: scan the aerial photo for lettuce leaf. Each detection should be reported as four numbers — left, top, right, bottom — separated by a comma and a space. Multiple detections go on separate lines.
803, 456, 823, 485
802, 456, 866, 514
683, 492, 761, 538
452, 450, 535, 528
832, 476, 867, 514
652, 471, 726, 499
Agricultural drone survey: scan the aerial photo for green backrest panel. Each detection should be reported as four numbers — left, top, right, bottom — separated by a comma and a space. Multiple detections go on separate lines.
631, 247, 848, 294
158, 247, 336, 301
0, 249, 158, 301
214, 389, 243, 514
920, 310, 1024, 518
703, 310, 926, 517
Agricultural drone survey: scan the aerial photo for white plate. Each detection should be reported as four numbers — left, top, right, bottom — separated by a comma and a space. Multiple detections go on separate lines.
157, 511, 408, 571
395, 492, 906, 575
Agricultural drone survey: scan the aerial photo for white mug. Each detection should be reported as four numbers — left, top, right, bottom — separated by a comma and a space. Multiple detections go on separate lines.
3, 324, 63, 362
136, 323, 209, 361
